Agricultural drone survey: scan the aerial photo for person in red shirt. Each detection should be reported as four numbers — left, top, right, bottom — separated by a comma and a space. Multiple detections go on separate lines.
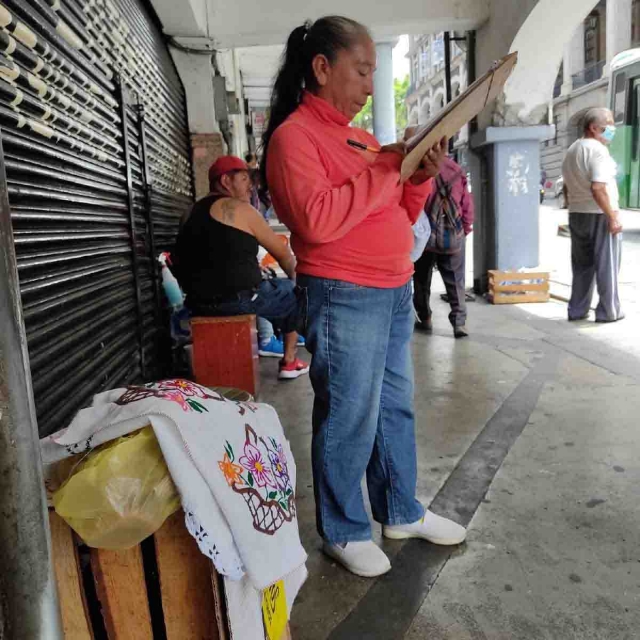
263, 16, 467, 578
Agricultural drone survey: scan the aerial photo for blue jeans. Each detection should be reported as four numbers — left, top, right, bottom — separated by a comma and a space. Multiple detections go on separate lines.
257, 316, 275, 346
297, 275, 424, 544
188, 279, 300, 334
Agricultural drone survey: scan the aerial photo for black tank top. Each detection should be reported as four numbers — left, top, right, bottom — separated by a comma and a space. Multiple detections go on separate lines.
174, 194, 262, 304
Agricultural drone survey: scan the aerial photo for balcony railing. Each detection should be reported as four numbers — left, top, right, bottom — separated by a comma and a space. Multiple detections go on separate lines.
571, 60, 606, 90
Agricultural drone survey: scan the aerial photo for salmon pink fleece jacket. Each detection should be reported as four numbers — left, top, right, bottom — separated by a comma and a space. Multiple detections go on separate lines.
267, 92, 433, 288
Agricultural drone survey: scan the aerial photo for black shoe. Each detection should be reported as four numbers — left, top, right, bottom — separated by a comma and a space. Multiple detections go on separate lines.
595, 314, 625, 323
441, 292, 476, 303
454, 325, 469, 339
568, 312, 589, 321
415, 316, 433, 332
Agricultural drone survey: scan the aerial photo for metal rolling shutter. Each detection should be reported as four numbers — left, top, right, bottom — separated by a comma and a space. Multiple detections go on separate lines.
0, 0, 193, 437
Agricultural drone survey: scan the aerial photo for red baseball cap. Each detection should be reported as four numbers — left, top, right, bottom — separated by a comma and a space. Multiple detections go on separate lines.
208, 156, 249, 184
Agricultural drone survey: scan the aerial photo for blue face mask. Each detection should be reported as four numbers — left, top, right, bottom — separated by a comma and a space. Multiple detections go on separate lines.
602, 125, 616, 143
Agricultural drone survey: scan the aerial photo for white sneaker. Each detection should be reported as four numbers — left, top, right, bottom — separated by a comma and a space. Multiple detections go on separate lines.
322, 540, 391, 578
383, 510, 466, 545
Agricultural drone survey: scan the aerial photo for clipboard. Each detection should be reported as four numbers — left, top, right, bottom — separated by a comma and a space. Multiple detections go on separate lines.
401, 52, 519, 182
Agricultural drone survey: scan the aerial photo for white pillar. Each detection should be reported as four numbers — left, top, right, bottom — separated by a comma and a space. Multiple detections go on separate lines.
571, 21, 585, 75
373, 41, 396, 145
607, 0, 633, 73
561, 22, 585, 95
561, 42, 574, 96
170, 48, 226, 198
170, 49, 221, 134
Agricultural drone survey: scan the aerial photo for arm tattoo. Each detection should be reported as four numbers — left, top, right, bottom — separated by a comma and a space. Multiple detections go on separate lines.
221, 199, 237, 224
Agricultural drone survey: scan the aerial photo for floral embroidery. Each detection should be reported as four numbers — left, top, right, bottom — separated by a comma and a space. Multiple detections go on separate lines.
161, 390, 191, 412
116, 379, 224, 413
160, 379, 212, 399
218, 453, 245, 487
219, 425, 295, 536
115, 379, 253, 416
237, 401, 258, 416
239, 443, 275, 488
268, 442, 289, 492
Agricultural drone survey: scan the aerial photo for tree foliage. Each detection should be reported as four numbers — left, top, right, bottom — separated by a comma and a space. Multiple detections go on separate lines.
394, 75, 409, 138
352, 96, 373, 132
351, 74, 410, 141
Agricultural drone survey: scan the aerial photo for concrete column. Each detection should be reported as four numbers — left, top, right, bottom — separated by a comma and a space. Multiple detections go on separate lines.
170, 48, 226, 199
607, 0, 633, 73
561, 23, 585, 95
471, 126, 554, 290
570, 21, 585, 76
191, 134, 226, 199
231, 49, 249, 158
561, 41, 574, 96
373, 41, 396, 145
0, 140, 63, 639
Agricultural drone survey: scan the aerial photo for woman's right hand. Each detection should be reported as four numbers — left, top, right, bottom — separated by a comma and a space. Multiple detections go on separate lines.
379, 142, 406, 157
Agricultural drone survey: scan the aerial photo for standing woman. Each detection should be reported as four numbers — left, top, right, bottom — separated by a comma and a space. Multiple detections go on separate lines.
263, 17, 466, 578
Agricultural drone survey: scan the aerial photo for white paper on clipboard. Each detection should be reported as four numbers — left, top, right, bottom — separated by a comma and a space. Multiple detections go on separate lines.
401, 52, 519, 182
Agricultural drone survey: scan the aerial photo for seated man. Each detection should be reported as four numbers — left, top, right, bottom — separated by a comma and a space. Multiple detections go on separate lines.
174, 156, 308, 380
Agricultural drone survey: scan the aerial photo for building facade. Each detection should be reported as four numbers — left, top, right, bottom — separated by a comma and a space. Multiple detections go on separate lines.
405, 33, 469, 147
542, 0, 640, 185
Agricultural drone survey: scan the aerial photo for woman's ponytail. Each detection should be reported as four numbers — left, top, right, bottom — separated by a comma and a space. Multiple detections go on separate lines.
259, 23, 310, 190
260, 17, 370, 192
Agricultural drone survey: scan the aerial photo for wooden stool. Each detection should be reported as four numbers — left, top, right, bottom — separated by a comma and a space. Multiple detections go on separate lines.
191, 315, 260, 398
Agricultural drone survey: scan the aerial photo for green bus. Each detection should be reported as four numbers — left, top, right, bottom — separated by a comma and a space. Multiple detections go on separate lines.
610, 49, 640, 208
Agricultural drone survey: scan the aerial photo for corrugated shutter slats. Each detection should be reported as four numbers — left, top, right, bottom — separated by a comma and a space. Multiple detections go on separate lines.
1, 0, 193, 436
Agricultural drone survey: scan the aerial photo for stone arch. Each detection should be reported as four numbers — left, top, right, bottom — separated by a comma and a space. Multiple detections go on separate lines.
478, 0, 602, 126
408, 105, 419, 126
452, 62, 465, 95
419, 98, 431, 125
433, 89, 445, 113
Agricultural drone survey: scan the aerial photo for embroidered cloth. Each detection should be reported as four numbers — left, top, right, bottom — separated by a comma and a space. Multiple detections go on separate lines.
40, 380, 308, 592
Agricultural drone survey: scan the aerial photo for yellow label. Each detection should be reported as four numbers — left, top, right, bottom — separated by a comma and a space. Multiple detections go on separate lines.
262, 580, 288, 640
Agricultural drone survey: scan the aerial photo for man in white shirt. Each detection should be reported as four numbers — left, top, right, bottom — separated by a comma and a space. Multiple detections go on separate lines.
562, 107, 624, 323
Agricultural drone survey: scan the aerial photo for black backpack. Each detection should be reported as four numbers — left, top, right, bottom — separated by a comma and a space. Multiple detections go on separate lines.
425, 174, 464, 254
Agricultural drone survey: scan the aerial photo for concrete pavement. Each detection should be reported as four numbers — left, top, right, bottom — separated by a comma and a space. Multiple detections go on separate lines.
258, 252, 640, 639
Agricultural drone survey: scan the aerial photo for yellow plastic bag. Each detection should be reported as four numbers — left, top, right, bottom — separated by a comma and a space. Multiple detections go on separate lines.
53, 427, 180, 550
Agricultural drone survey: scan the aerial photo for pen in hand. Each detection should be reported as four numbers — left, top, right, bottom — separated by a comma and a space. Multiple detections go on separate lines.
347, 139, 380, 154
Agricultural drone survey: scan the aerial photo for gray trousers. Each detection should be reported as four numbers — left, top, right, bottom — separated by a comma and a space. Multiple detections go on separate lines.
413, 246, 467, 327
568, 212, 623, 322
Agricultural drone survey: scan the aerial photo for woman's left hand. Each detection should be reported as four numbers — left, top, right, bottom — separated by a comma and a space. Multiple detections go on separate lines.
410, 137, 448, 185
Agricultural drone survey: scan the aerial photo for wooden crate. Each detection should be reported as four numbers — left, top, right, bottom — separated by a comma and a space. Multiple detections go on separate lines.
50, 510, 291, 639
488, 270, 550, 305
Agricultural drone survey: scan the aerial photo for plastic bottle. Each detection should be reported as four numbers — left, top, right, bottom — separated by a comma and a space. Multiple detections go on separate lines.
158, 252, 184, 308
